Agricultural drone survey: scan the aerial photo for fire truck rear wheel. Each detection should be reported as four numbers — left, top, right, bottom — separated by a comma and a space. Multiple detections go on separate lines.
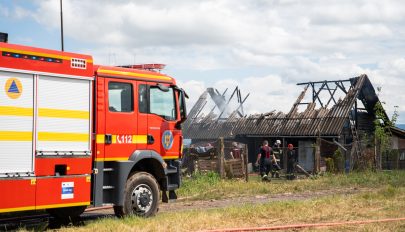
47, 206, 86, 220
114, 172, 159, 217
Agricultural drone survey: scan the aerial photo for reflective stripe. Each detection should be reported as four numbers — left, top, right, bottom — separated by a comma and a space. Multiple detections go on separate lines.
97, 68, 172, 81
0, 202, 90, 213
96, 134, 147, 144
96, 134, 105, 144
39, 108, 89, 119
0, 106, 33, 117
38, 132, 88, 142
133, 135, 147, 144
35, 201, 90, 210
163, 156, 179, 160
0, 205, 37, 213
0, 106, 88, 119
94, 157, 129, 161
0, 131, 32, 141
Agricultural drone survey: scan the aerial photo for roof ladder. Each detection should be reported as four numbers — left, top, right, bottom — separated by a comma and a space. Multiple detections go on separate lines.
349, 114, 362, 169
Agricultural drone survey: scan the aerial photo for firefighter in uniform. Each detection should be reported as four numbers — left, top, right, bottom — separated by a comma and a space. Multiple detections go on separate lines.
255, 140, 275, 181
230, 142, 241, 159
286, 144, 297, 180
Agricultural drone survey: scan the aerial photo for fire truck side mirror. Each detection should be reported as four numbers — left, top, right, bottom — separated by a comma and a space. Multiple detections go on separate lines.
179, 89, 187, 121
157, 83, 170, 92
175, 89, 187, 130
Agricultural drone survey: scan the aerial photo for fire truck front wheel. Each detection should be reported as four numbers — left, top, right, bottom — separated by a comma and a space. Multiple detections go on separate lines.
114, 172, 159, 217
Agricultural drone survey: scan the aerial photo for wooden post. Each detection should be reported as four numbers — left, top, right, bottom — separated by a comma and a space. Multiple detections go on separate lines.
218, 137, 225, 178
374, 136, 377, 169
244, 144, 249, 182
396, 150, 400, 170
240, 143, 245, 178
282, 137, 287, 170
314, 137, 321, 173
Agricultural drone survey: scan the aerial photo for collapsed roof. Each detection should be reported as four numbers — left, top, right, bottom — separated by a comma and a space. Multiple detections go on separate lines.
183, 74, 383, 140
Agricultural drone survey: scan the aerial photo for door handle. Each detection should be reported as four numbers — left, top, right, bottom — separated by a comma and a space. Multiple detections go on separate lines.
147, 134, 155, 144
105, 134, 112, 144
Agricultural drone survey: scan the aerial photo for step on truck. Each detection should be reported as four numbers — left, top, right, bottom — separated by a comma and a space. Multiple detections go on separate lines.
0, 38, 187, 218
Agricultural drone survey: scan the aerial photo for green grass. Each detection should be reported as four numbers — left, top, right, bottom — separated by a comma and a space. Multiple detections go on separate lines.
16, 170, 405, 231
59, 185, 405, 232
178, 170, 405, 200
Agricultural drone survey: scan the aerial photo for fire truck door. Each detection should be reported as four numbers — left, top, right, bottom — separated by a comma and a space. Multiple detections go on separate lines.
104, 78, 137, 160
136, 82, 148, 151
146, 83, 179, 159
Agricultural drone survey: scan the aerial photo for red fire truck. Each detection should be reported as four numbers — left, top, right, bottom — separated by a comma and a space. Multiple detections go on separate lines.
0, 39, 187, 218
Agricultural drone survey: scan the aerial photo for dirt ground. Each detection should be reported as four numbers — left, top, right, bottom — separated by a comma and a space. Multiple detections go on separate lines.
83, 187, 367, 217
159, 187, 366, 212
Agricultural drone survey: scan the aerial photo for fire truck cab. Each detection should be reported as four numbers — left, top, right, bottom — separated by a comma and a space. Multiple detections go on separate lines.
0, 41, 186, 218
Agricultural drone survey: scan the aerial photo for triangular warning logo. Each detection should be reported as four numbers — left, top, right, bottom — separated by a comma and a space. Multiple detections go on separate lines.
8, 80, 20, 93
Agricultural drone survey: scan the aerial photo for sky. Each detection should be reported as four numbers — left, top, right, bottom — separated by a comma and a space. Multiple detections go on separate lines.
1, 0, 405, 124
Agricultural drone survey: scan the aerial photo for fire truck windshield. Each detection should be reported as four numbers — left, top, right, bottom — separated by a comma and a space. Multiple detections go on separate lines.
150, 86, 176, 121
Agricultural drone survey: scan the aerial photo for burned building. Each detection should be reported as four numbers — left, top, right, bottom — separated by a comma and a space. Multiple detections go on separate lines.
183, 74, 405, 172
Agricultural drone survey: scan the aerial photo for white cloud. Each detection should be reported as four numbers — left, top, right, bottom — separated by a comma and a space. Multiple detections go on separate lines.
177, 80, 206, 110
186, 75, 302, 116
5, 0, 405, 122
310, 1, 405, 25
0, 5, 9, 17
236, 75, 302, 114
368, 58, 405, 120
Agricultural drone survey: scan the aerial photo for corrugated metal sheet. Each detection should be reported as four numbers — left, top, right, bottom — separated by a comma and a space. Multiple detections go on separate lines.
184, 74, 375, 140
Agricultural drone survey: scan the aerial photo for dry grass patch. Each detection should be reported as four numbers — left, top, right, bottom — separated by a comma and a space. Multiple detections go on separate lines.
58, 186, 405, 232
178, 170, 405, 200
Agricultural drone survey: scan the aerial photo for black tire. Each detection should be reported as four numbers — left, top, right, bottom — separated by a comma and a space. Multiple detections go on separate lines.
47, 205, 86, 220
114, 172, 159, 217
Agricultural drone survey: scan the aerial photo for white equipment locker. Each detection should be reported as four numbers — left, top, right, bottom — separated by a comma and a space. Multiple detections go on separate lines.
36, 75, 91, 154
0, 70, 92, 175
0, 71, 34, 174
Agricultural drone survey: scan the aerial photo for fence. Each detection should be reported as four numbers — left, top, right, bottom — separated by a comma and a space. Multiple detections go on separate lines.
382, 149, 405, 170
181, 138, 249, 181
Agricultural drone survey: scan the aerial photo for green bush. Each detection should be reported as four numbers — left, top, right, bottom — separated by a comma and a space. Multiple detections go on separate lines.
333, 149, 344, 173
325, 158, 335, 173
